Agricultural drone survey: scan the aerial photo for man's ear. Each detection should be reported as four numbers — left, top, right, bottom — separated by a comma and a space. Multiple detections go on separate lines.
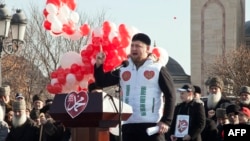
146, 46, 151, 52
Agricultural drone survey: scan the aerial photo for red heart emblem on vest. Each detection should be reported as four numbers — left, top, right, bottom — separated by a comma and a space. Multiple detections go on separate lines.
144, 70, 155, 79
177, 120, 188, 133
122, 71, 131, 81
64, 91, 89, 118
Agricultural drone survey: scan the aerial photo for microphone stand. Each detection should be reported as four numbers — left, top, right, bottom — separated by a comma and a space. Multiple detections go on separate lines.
116, 80, 122, 141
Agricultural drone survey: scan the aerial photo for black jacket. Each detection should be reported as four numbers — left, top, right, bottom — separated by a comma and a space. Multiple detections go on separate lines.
170, 100, 206, 141
6, 118, 39, 141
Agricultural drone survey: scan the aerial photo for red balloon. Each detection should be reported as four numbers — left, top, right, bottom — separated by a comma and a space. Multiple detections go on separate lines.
120, 37, 130, 48
50, 71, 58, 78
62, 0, 76, 10
70, 63, 80, 74
80, 24, 90, 36
46, 0, 61, 6
103, 21, 111, 36
152, 48, 161, 58
43, 9, 49, 17
43, 20, 51, 30
62, 24, 75, 35
75, 71, 84, 81
119, 24, 129, 37
112, 37, 121, 47
53, 83, 63, 93
57, 73, 66, 85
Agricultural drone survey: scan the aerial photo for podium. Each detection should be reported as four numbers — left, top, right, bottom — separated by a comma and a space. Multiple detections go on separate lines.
49, 92, 133, 141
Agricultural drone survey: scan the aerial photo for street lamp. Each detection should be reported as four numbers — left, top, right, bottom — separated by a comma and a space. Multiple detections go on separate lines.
0, 4, 27, 86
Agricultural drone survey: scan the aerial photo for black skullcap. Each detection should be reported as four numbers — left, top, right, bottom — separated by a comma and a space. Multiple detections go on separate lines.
132, 33, 151, 46
193, 85, 201, 94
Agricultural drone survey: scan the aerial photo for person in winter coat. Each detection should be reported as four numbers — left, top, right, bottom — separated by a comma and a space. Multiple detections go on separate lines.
170, 84, 206, 141
5, 100, 39, 141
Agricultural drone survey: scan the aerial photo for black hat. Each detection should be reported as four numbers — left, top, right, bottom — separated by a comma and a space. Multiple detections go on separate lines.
15, 93, 25, 99
177, 84, 194, 93
193, 85, 201, 94
40, 104, 51, 114
32, 94, 43, 103
132, 33, 151, 46
30, 110, 40, 120
226, 104, 240, 115
216, 108, 228, 118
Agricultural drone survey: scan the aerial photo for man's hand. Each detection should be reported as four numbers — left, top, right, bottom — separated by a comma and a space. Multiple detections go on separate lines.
157, 121, 169, 134
95, 52, 106, 68
208, 109, 215, 118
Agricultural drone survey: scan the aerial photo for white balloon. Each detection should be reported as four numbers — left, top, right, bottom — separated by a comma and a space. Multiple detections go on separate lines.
51, 18, 63, 33
92, 27, 103, 37
57, 12, 68, 24
51, 78, 58, 85
70, 11, 79, 24
69, 29, 82, 41
46, 3, 58, 14
66, 73, 77, 84
79, 79, 88, 89
156, 47, 169, 66
47, 13, 57, 23
59, 4, 71, 17
60, 51, 83, 68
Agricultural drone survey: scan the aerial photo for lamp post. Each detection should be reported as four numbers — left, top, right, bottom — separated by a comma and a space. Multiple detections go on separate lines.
0, 4, 27, 86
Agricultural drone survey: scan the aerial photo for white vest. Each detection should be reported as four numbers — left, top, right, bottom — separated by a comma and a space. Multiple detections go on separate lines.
120, 58, 164, 124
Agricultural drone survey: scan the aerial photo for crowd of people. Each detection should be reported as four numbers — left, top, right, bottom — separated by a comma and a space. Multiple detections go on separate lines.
0, 85, 71, 141
0, 33, 250, 141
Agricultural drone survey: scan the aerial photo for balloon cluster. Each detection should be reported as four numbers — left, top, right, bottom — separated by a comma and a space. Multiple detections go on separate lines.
43, 0, 90, 40
47, 21, 139, 94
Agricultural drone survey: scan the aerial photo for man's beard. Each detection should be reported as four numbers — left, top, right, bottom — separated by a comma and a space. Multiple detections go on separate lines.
240, 98, 250, 105
207, 92, 222, 109
12, 114, 27, 128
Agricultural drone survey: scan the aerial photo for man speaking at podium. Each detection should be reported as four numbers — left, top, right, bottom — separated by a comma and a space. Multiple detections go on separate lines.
94, 33, 176, 141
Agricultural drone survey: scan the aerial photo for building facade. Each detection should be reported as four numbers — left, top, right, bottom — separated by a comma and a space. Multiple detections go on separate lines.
191, 0, 245, 94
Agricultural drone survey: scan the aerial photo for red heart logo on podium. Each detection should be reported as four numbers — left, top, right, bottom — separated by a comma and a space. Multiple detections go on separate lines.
177, 120, 188, 133
64, 91, 89, 118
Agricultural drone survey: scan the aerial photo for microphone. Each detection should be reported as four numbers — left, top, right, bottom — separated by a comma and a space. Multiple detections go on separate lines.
112, 60, 129, 72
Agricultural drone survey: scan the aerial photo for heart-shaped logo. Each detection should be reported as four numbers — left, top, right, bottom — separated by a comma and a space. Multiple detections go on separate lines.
177, 120, 188, 133
144, 70, 155, 80
122, 71, 131, 81
64, 91, 89, 118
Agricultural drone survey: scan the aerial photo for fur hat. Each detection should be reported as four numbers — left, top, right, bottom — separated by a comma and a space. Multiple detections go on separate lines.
32, 94, 43, 103
0, 85, 10, 96
226, 104, 240, 115
208, 76, 224, 90
239, 86, 250, 95
216, 108, 228, 118
132, 33, 151, 46
12, 100, 26, 111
